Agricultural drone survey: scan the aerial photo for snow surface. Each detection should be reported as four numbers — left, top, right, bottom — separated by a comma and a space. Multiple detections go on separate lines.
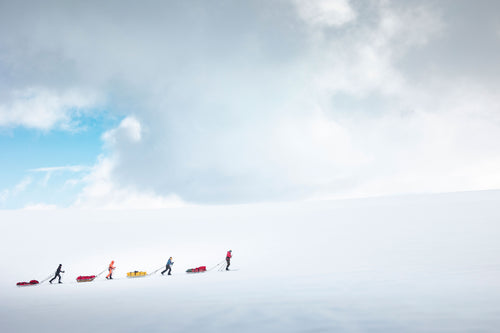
1, 191, 500, 332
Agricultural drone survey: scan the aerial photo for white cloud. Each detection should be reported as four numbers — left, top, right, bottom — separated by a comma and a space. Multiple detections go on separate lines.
294, 0, 356, 27
319, 80, 500, 199
73, 156, 185, 209
310, 2, 443, 97
73, 1, 499, 203
1, 1, 500, 206
269, 112, 367, 187
0, 87, 100, 130
102, 116, 142, 146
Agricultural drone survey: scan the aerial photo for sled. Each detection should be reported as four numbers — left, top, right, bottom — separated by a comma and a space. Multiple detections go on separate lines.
186, 266, 207, 273
76, 275, 97, 282
127, 271, 147, 278
16, 280, 39, 287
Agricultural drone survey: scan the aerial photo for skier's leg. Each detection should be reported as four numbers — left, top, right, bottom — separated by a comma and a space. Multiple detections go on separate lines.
167, 265, 171, 275
49, 275, 55, 284
58, 273, 62, 283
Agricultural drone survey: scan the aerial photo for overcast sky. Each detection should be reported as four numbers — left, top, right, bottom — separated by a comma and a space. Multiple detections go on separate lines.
0, 0, 499, 209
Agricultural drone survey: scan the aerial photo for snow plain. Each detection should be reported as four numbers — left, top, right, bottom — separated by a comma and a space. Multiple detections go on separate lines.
1, 191, 500, 332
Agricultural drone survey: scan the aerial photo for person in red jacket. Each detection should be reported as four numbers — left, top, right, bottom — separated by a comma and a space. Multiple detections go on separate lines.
226, 250, 232, 271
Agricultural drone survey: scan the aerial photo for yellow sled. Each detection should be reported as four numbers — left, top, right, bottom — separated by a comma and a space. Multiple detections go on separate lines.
127, 271, 147, 278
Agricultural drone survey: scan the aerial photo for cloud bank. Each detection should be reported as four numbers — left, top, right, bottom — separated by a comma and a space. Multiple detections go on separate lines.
1, 0, 500, 207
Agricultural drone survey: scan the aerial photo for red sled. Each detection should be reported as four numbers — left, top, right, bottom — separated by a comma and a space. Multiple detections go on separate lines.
186, 266, 207, 273
16, 280, 39, 287
76, 275, 96, 282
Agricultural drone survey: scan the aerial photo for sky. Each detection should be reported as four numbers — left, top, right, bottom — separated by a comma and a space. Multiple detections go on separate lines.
0, 0, 500, 209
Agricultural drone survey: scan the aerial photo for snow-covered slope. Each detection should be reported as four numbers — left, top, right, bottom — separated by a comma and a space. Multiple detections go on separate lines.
1, 191, 500, 332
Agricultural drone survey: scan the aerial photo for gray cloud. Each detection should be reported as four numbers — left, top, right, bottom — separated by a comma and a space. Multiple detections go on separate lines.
1, 0, 500, 204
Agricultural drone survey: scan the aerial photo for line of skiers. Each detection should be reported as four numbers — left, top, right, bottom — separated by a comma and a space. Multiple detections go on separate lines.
48, 250, 233, 283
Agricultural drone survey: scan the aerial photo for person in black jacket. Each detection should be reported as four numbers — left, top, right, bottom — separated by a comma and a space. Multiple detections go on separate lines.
49, 264, 65, 284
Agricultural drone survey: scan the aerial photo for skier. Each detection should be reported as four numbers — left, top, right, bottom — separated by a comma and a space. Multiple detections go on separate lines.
161, 257, 174, 275
106, 260, 116, 279
226, 250, 232, 271
49, 264, 65, 284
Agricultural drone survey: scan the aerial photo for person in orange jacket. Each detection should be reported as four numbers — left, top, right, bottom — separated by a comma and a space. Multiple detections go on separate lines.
106, 260, 115, 279
226, 250, 232, 271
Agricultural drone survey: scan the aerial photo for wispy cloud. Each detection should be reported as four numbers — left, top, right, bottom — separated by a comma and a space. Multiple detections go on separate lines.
29, 165, 91, 187
0, 178, 32, 206
13, 177, 32, 195
29, 166, 91, 173
0, 189, 9, 202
